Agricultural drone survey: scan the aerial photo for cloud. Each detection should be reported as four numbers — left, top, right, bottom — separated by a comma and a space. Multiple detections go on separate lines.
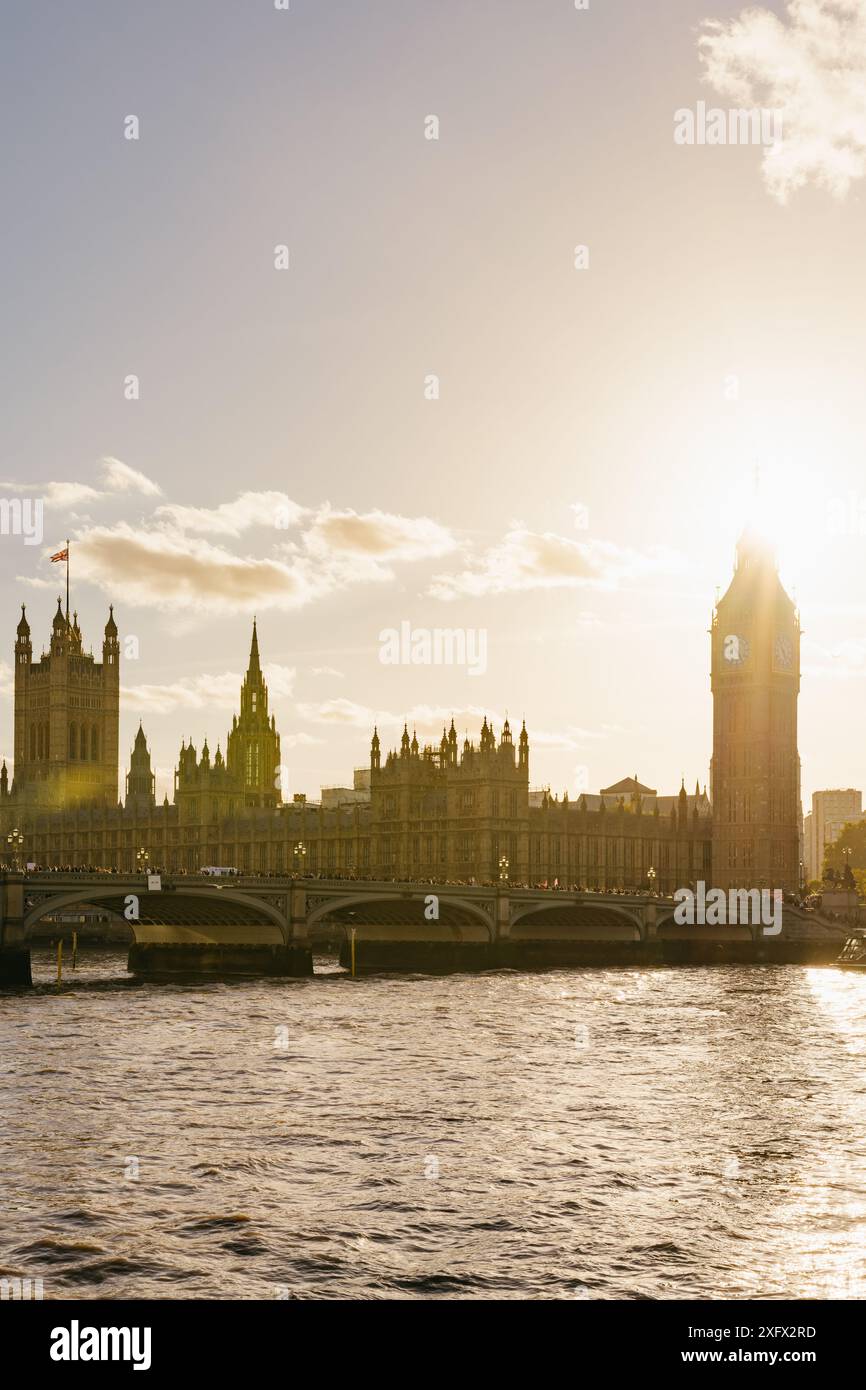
296, 698, 382, 727
2, 457, 161, 510
122, 662, 295, 715
304, 506, 456, 563
9, 457, 461, 616
27, 523, 344, 614
22, 492, 461, 614
295, 699, 501, 733
429, 526, 682, 600
292, 699, 600, 760
530, 725, 609, 750
155, 491, 303, 536
699, 0, 866, 200
1, 479, 102, 507
311, 665, 345, 678
282, 731, 324, 748
100, 457, 163, 497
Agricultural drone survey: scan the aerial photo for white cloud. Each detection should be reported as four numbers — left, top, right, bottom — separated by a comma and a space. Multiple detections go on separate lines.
26, 523, 339, 614
23, 496, 461, 614
100, 457, 163, 497
429, 526, 682, 600
2, 457, 160, 510
122, 662, 295, 715
530, 725, 608, 750
282, 731, 325, 748
304, 506, 456, 563
699, 0, 866, 200
155, 491, 303, 536
296, 698, 382, 727
1, 478, 101, 507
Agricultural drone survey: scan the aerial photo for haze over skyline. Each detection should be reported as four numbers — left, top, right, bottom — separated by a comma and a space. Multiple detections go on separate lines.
3, 0, 866, 806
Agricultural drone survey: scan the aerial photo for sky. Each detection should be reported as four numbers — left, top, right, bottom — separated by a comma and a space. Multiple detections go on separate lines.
2, 0, 866, 807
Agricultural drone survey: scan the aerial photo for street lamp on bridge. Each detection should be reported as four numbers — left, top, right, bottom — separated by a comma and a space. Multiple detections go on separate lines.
294, 841, 307, 874
136, 847, 150, 874
6, 827, 23, 871
499, 854, 510, 882
647, 866, 657, 896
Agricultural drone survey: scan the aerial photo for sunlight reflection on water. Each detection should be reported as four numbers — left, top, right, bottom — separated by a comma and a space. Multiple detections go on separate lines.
2, 952, 866, 1300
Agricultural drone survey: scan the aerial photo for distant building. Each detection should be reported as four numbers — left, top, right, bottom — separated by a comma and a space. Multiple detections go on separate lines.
805, 789, 865, 881
320, 770, 371, 809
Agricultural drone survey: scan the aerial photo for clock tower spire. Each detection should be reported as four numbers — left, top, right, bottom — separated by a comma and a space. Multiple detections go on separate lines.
710, 527, 800, 892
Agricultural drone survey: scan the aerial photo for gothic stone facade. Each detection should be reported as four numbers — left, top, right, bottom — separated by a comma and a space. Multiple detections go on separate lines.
0, 532, 799, 890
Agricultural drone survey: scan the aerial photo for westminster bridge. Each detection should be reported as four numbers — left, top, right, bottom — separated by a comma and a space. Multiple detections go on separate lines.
0, 870, 847, 984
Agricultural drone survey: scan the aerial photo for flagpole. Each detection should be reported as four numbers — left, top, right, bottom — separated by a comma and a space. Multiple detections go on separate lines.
65, 538, 70, 623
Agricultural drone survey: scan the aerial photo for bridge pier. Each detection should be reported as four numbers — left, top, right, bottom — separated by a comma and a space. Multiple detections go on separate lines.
127, 941, 312, 978
125, 881, 313, 977
0, 948, 32, 986
0, 873, 32, 987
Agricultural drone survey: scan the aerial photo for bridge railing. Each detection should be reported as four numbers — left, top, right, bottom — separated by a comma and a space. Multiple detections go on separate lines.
12, 869, 672, 903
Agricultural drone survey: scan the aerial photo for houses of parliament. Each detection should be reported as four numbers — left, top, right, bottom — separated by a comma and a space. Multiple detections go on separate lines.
0, 529, 802, 893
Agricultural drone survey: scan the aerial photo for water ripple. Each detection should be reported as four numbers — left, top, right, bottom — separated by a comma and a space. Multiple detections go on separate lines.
3, 950, 866, 1298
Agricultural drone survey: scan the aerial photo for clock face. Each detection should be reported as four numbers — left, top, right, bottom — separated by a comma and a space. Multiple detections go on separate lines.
774, 634, 793, 671
723, 633, 750, 666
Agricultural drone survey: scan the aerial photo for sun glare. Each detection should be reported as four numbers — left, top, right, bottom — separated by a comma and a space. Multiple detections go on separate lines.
716, 456, 831, 598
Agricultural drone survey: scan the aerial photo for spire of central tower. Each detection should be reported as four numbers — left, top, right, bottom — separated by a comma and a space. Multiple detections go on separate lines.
247, 616, 261, 680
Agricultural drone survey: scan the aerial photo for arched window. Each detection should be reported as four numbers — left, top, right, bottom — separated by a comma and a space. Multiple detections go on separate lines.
69, 723, 77, 759
91, 726, 98, 761
29, 724, 36, 760
43, 721, 49, 759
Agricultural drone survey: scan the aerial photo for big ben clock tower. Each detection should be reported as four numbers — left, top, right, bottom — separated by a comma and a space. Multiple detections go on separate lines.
710, 527, 800, 892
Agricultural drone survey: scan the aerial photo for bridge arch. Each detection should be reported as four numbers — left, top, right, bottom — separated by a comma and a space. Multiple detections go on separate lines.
306, 890, 496, 941
509, 899, 645, 941
22, 885, 289, 946
655, 911, 754, 944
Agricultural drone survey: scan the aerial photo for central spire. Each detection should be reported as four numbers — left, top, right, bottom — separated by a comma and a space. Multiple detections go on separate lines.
247, 616, 261, 679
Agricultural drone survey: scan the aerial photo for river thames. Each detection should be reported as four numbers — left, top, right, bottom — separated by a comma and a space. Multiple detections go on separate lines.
2, 952, 866, 1300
